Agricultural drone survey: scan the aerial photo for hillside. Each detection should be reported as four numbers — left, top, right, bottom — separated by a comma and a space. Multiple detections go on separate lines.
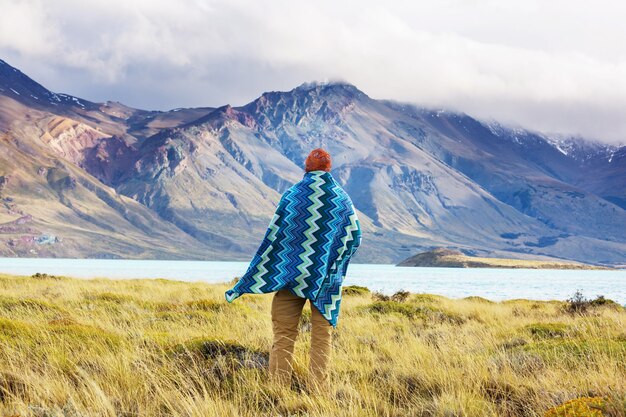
1, 58, 625, 264
397, 248, 609, 270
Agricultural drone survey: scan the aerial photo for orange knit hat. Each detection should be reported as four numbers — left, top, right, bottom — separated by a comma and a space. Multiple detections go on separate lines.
305, 148, 332, 172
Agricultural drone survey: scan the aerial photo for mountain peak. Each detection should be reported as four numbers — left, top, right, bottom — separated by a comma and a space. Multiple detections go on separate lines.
0, 58, 97, 110
0, 58, 14, 69
0, 58, 26, 79
233, 80, 368, 129
293, 80, 367, 99
295, 80, 356, 90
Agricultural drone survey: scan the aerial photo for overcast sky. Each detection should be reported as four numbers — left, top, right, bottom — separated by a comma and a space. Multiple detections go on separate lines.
1, 0, 625, 143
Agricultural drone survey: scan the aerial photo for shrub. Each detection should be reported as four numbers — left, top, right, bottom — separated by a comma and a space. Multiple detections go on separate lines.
564, 291, 619, 315
31, 272, 63, 280
568, 290, 593, 314
367, 301, 424, 318
0, 296, 64, 314
342, 285, 370, 296
390, 290, 410, 303
364, 301, 465, 324
372, 291, 390, 302
372, 290, 411, 302
589, 295, 621, 308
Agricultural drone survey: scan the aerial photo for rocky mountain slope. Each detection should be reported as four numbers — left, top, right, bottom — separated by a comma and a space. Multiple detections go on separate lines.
0, 59, 624, 264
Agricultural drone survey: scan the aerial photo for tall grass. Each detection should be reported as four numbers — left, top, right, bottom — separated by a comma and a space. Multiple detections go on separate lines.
0, 273, 624, 416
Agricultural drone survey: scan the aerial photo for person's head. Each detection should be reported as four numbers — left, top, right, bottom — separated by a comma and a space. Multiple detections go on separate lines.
304, 148, 332, 172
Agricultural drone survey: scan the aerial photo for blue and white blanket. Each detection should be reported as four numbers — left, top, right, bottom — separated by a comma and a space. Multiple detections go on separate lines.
225, 170, 361, 326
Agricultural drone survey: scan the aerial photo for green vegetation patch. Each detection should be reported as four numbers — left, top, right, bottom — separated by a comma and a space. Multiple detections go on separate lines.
154, 310, 214, 324
0, 317, 34, 339
151, 301, 251, 328
525, 322, 569, 339
48, 322, 122, 350
412, 293, 446, 304
366, 301, 424, 318
519, 339, 626, 364
342, 285, 370, 296
84, 291, 138, 304
142, 331, 174, 347
185, 299, 227, 312
82, 292, 196, 313
145, 301, 181, 312
0, 318, 120, 351
502, 298, 540, 305
463, 296, 495, 304
363, 301, 465, 324
151, 278, 184, 285
30, 272, 65, 280
0, 295, 65, 315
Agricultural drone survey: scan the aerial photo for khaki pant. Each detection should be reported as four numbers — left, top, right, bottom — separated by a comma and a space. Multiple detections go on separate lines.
269, 289, 333, 390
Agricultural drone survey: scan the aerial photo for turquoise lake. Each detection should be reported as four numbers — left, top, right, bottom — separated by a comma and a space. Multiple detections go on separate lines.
0, 258, 624, 305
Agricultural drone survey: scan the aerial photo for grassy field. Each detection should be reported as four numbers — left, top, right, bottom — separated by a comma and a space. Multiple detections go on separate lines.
0, 273, 624, 417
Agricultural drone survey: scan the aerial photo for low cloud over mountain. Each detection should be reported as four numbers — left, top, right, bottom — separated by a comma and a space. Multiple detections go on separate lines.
2, 0, 626, 143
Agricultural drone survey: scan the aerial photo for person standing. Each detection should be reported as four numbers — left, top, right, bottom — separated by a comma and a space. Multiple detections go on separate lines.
225, 148, 362, 391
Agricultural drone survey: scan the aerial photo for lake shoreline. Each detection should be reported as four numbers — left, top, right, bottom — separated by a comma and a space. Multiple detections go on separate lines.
397, 249, 613, 270
0, 258, 625, 306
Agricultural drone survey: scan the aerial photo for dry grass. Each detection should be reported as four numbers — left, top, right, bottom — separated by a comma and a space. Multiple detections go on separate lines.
0, 273, 624, 417
448, 255, 609, 269
416, 254, 606, 270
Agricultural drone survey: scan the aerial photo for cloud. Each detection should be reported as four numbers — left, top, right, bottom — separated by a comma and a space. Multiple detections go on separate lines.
0, 0, 625, 143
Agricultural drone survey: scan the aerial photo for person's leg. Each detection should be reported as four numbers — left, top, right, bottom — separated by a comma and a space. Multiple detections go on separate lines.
309, 303, 333, 391
269, 289, 306, 386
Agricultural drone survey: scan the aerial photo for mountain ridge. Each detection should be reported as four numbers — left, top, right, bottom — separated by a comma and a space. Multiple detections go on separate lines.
0, 58, 624, 265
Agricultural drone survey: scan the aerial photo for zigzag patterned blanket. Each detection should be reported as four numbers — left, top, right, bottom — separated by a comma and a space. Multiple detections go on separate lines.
225, 170, 361, 327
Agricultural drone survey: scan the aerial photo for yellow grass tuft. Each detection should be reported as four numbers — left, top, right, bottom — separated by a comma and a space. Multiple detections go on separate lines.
544, 396, 606, 417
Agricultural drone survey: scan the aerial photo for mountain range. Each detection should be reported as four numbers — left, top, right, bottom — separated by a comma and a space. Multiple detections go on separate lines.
1, 58, 625, 265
